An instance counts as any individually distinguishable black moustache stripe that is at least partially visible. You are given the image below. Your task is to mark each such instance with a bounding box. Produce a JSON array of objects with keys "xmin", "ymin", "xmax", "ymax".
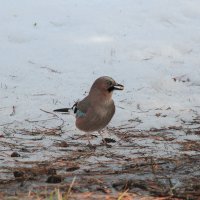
[{"xmin": 108, "ymin": 86, "xmax": 115, "ymax": 92}]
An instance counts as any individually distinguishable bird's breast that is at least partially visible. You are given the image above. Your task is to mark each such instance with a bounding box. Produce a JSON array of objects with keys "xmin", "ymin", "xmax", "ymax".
[{"xmin": 75, "ymin": 101, "xmax": 115, "ymax": 132}]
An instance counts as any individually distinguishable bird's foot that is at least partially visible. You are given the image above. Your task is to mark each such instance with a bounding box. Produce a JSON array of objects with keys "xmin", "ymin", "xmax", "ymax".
[
  {"xmin": 87, "ymin": 143, "xmax": 96, "ymax": 150},
  {"xmin": 101, "ymin": 139, "xmax": 112, "ymax": 148}
]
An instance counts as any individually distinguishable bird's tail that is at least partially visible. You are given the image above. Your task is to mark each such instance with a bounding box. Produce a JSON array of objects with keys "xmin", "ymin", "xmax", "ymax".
[
  {"xmin": 53, "ymin": 108, "xmax": 70, "ymax": 113},
  {"xmin": 53, "ymin": 102, "xmax": 78, "ymax": 113}
]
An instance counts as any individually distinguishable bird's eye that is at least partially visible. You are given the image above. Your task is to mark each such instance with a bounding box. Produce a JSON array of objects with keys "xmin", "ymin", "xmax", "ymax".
[{"xmin": 107, "ymin": 80, "xmax": 113, "ymax": 86}]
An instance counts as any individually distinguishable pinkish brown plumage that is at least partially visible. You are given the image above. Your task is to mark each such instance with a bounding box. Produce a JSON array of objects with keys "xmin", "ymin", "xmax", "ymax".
[{"xmin": 54, "ymin": 76, "xmax": 124, "ymax": 132}]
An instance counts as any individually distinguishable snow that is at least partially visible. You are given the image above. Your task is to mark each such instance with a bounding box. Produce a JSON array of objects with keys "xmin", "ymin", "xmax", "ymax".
[{"xmin": 0, "ymin": 0, "xmax": 200, "ymax": 131}]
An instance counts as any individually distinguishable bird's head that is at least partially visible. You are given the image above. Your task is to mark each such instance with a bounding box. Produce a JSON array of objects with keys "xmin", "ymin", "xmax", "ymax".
[{"xmin": 89, "ymin": 76, "xmax": 124, "ymax": 99}]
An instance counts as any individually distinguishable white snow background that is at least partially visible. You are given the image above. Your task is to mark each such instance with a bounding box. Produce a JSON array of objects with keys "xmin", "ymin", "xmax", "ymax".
[{"xmin": 0, "ymin": 0, "xmax": 200, "ymax": 132}]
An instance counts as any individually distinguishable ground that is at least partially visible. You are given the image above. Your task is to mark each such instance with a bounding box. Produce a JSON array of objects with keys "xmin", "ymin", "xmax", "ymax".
[{"xmin": 0, "ymin": 1, "xmax": 200, "ymax": 199}]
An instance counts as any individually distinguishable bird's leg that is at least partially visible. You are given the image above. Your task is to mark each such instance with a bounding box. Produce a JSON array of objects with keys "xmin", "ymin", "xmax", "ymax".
[
  {"xmin": 98, "ymin": 130, "xmax": 107, "ymax": 145},
  {"xmin": 86, "ymin": 133, "xmax": 92, "ymax": 145},
  {"xmin": 86, "ymin": 133, "xmax": 96, "ymax": 150},
  {"xmin": 98, "ymin": 130, "xmax": 112, "ymax": 148}
]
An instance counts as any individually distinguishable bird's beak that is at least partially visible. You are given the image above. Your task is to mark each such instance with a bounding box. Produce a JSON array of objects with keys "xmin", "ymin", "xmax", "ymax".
[
  {"xmin": 108, "ymin": 83, "xmax": 124, "ymax": 92},
  {"xmin": 113, "ymin": 83, "xmax": 124, "ymax": 90}
]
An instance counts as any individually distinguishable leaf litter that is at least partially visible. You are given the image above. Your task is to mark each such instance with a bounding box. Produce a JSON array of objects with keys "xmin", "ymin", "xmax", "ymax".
[{"xmin": 0, "ymin": 113, "xmax": 199, "ymax": 200}]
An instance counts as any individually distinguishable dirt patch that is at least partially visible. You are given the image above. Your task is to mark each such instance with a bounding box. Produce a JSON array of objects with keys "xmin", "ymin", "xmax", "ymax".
[{"xmin": 0, "ymin": 117, "xmax": 200, "ymax": 199}]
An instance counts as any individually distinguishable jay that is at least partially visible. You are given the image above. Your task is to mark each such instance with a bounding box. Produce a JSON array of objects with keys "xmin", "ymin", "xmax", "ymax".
[{"xmin": 54, "ymin": 76, "xmax": 124, "ymax": 144}]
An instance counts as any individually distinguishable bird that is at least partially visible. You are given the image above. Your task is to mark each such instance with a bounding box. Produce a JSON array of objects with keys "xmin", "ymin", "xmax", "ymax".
[{"xmin": 54, "ymin": 76, "xmax": 124, "ymax": 146}]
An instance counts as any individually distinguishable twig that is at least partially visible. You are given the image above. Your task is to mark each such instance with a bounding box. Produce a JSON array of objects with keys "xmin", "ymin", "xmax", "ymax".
[
  {"xmin": 40, "ymin": 108, "xmax": 58, "ymax": 116},
  {"xmin": 64, "ymin": 176, "xmax": 76, "ymax": 200},
  {"xmin": 10, "ymin": 106, "xmax": 16, "ymax": 116},
  {"xmin": 117, "ymin": 189, "xmax": 129, "ymax": 200}
]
